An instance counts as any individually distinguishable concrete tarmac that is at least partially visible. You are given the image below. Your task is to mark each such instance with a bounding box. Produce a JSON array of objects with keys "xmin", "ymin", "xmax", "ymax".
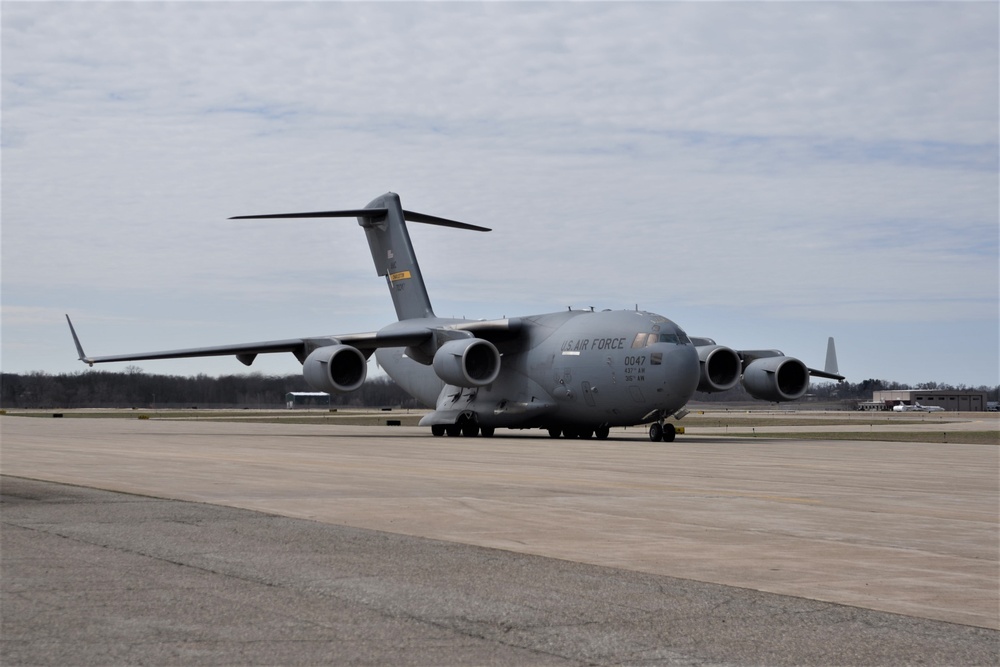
[{"xmin": 1, "ymin": 415, "xmax": 998, "ymax": 665}]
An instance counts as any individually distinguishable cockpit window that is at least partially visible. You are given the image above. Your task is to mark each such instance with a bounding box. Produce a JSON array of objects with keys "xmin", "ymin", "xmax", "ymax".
[
  {"xmin": 631, "ymin": 333, "xmax": 647, "ymax": 349},
  {"xmin": 661, "ymin": 331, "xmax": 691, "ymax": 345},
  {"xmin": 634, "ymin": 329, "xmax": 691, "ymax": 348}
]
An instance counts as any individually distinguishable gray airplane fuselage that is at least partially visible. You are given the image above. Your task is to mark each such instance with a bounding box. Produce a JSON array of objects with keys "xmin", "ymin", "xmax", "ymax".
[{"xmin": 376, "ymin": 309, "xmax": 700, "ymax": 430}]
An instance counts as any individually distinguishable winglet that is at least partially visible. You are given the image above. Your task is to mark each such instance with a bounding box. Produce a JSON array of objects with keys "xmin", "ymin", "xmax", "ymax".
[
  {"xmin": 65, "ymin": 315, "xmax": 93, "ymax": 366},
  {"xmin": 824, "ymin": 337, "xmax": 839, "ymax": 376},
  {"xmin": 806, "ymin": 337, "xmax": 844, "ymax": 381}
]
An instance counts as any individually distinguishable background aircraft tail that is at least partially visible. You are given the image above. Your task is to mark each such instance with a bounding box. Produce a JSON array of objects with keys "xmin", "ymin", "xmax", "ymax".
[{"xmin": 232, "ymin": 192, "xmax": 490, "ymax": 321}]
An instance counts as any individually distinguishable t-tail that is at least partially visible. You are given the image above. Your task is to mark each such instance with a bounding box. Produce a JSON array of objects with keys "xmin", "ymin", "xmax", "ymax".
[
  {"xmin": 231, "ymin": 192, "xmax": 490, "ymax": 321},
  {"xmin": 359, "ymin": 193, "xmax": 433, "ymax": 320}
]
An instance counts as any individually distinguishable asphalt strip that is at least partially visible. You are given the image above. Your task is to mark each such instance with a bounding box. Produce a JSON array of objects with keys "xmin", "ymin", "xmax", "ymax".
[{"xmin": 3, "ymin": 476, "xmax": 997, "ymax": 667}]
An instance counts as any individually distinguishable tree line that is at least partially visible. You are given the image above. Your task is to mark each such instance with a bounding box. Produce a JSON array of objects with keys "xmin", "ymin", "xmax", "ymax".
[
  {"xmin": 0, "ymin": 369, "xmax": 420, "ymax": 409},
  {"xmin": 1, "ymin": 369, "xmax": 995, "ymax": 410}
]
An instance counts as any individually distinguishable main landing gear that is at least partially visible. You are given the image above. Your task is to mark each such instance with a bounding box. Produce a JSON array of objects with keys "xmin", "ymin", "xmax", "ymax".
[{"xmin": 648, "ymin": 421, "xmax": 676, "ymax": 442}]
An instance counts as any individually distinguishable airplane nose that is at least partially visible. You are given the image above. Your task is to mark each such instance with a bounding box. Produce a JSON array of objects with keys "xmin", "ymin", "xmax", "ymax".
[{"xmin": 659, "ymin": 345, "xmax": 700, "ymax": 403}]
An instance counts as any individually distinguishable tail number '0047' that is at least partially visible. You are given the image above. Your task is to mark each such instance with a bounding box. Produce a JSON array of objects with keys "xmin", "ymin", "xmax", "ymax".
[{"xmin": 623, "ymin": 355, "xmax": 646, "ymax": 366}]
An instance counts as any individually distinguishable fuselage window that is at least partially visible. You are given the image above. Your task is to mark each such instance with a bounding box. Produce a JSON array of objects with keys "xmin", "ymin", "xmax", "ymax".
[{"xmin": 631, "ymin": 333, "xmax": 647, "ymax": 349}]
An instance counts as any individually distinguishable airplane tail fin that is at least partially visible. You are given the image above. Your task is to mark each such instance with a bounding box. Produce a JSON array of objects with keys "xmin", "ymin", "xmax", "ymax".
[
  {"xmin": 231, "ymin": 192, "xmax": 489, "ymax": 321},
  {"xmin": 357, "ymin": 193, "xmax": 437, "ymax": 321}
]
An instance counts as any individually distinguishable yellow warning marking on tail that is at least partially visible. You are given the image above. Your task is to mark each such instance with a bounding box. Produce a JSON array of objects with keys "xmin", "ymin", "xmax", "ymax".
[{"xmin": 389, "ymin": 271, "xmax": 412, "ymax": 282}]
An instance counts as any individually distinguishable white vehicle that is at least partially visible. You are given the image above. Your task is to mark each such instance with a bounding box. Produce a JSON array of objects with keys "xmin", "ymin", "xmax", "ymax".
[{"xmin": 892, "ymin": 401, "xmax": 945, "ymax": 413}]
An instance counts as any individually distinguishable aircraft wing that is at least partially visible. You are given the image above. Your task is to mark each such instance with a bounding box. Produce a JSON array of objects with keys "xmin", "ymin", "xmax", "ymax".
[
  {"xmin": 804, "ymin": 367, "xmax": 844, "ymax": 381},
  {"xmin": 66, "ymin": 315, "xmax": 521, "ymax": 368},
  {"xmin": 443, "ymin": 318, "xmax": 524, "ymax": 347},
  {"xmin": 737, "ymin": 337, "xmax": 844, "ymax": 382},
  {"xmin": 66, "ymin": 315, "xmax": 435, "ymax": 368}
]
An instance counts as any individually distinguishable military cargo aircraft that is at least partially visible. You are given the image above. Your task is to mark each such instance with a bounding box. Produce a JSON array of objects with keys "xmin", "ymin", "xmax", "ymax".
[{"xmin": 67, "ymin": 192, "xmax": 843, "ymax": 441}]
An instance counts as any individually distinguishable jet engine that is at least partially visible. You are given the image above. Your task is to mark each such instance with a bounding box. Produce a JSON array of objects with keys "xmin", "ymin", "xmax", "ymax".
[
  {"xmin": 432, "ymin": 338, "xmax": 501, "ymax": 388},
  {"xmin": 741, "ymin": 356, "xmax": 809, "ymax": 402},
  {"xmin": 302, "ymin": 344, "xmax": 367, "ymax": 394},
  {"xmin": 695, "ymin": 345, "xmax": 741, "ymax": 393}
]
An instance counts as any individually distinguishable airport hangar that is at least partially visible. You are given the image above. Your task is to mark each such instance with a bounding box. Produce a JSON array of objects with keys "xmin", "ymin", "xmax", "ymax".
[{"xmin": 861, "ymin": 389, "xmax": 989, "ymax": 411}]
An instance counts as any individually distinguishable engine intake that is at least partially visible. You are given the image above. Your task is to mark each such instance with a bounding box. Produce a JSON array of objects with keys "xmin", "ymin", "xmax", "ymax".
[
  {"xmin": 302, "ymin": 344, "xmax": 367, "ymax": 394},
  {"xmin": 741, "ymin": 356, "xmax": 809, "ymax": 402},
  {"xmin": 695, "ymin": 345, "xmax": 741, "ymax": 393},
  {"xmin": 432, "ymin": 338, "xmax": 501, "ymax": 388}
]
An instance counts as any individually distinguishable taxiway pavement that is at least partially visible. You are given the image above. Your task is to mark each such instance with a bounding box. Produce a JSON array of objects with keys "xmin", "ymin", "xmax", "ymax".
[{"xmin": 2, "ymin": 415, "xmax": 998, "ymax": 665}]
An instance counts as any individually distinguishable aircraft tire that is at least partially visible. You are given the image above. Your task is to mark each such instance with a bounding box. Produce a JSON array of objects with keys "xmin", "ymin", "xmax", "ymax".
[
  {"xmin": 547, "ymin": 428, "xmax": 561, "ymax": 438},
  {"xmin": 446, "ymin": 425, "xmax": 461, "ymax": 437},
  {"xmin": 663, "ymin": 423, "xmax": 676, "ymax": 442},
  {"xmin": 462, "ymin": 424, "xmax": 480, "ymax": 437},
  {"xmin": 649, "ymin": 423, "xmax": 663, "ymax": 442},
  {"xmin": 595, "ymin": 426, "xmax": 610, "ymax": 440},
  {"xmin": 431, "ymin": 425, "xmax": 445, "ymax": 437},
  {"xmin": 581, "ymin": 429, "xmax": 594, "ymax": 440},
  {"xmin": 480, "ymin": 427, "xmax": 495, "ymax": 437}
]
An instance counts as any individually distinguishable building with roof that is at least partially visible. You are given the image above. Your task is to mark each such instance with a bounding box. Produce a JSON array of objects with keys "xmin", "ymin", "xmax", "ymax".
[{"xmin": 868, "ymin": 389, "xmax": 987, "ymax": 412}]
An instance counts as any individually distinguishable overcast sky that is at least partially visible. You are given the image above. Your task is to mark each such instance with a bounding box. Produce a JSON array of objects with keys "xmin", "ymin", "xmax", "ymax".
[{"xmin": 3, "ymin": 1, "xmax": 998, "ymax": 388}]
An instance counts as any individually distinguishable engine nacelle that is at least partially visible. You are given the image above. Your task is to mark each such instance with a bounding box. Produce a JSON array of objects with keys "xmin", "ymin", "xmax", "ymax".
[
  {"xmin": 695, "ymin": 345, "xmax": 741, "ymax": 393},
  {"xmin": 302, "ymin": 344, "xmax": 367, "ymax": 394},
  {"xmin": 741, "ymin": 356, "xmax": 809, "ymax": 402},
  {"xmin": 432, "ymin": 338, "xmax": 501, "ymax": 388}
]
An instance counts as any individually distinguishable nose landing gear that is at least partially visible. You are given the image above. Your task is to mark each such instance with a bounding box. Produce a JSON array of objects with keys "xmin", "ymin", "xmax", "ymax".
[{"xmin": 648, "ymin": 421, "xmax": 676, "ymax": 442}]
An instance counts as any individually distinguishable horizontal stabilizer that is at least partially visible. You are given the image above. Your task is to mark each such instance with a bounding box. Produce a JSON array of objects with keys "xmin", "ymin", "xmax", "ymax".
[
  {"xmin": 402, "ymin": 210, "xmax": 491, "ymax": 232},
  {"xmin": 231, "ymin": 208, "xmax": 490, "ymax": 232},
  {"xmin": 230, "ymin": 209, "xmax": 384, "ymax": 220}
]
